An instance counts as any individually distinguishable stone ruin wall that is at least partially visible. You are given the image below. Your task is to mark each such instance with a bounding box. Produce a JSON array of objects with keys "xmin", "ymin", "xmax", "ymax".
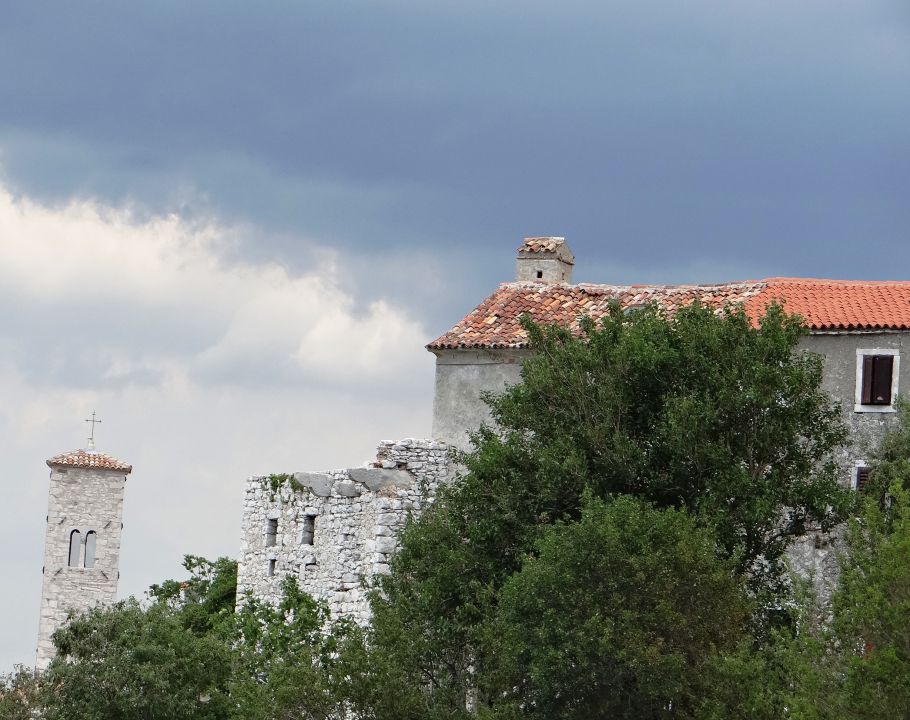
[
  {"xmin": 237, "ymin": 435, "xmax": 852, "ymax": 619},
  {"xmin": 237, "ymin": 438, "xmax": 451, "ymax": 624}
]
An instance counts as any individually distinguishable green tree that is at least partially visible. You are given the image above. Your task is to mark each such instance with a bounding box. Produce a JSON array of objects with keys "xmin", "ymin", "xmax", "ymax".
[
  {"xmin": 830, "ymin": 481, "xmax": 910, "ymax": 717},
  {"xmin": 858, "ymin": 401, "xmax": 910, "ymax": 503},
  {"xmin": 31, "ymin": 556, "xmax": 344, "ymax": 720},
  {"xmin": 0, "ymin": 666, "xmax": 42, "ymax": 720},
  {"xmin": 40, "ymin": 556, "xmax": 240, "ymax": 720},
  {"xmin": 476, "ymin": 303, "xmax": 850, "ymax": 586},
  {"xmin": 350, "ymin": 302, "xmax": 852, "ymax": 717},
  {"xmin": 482, "ymin": 495, "xmax": 750, "ymax": 720},
  {"xmin": 231, "ymin": 576, "xmax": 343, "ymax": 720},
  {"xmin": 705, "ymin": 404, "xmax": 910, "ymax": 720},
  {"xmin": 697, "ymin": 588, "xmax": 842, "ymax": 720},
  {"xmin": 149, "ymin": 554, "xmax": 238, "ymax": 638},
  {"xmin": 42, "ymin": 599, "xmax": 233, "ymax": 720}
]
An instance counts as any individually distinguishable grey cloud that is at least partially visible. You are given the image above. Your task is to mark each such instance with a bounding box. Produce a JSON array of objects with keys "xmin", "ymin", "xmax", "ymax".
[
  {"xmin": 0, "ymin": 1, "xmax": 906, "ymax": 293},
  {"xmin": 1, "ymin": 0, "xmax": 909, "ymax": 672}
]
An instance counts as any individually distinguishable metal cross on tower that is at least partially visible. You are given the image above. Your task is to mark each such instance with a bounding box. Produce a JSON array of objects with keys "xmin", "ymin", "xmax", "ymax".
[{"xmin": 85, "ymin": 411, "xmax": 102, "ymax": 450}]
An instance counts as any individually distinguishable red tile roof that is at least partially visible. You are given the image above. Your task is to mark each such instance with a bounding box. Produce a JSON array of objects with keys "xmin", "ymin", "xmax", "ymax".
[
  {"xmin": 47, "ymin": 450, "xmax": 132, "ymax": 473},
  {"xmin": 745, "ymin": 279, "xmax": 910, "ymax": 332},
  {"xmin": 520, "ymin": 237, "xmax": 568, "ymax": 254},
  {"xmin": 428, "ymin": 278, "xmax": 910, "ymax": 349}
]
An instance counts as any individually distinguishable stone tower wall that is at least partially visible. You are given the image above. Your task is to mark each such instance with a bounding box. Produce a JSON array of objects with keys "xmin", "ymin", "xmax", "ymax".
[
  {"xmin": 237, "ymin": 439, "xmax": 451, "ymax": 624},
  {"xmin": 36, "ymin": 466, "xmax": 128, "ymax": 668}
]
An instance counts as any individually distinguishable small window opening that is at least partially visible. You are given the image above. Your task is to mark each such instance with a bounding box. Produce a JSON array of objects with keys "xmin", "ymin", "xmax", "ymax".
[
  {"xmin": 68, "ymin": 530, "xmax": 81, "ymax": 567},
  {"xmin": 856, "ymin": 467, "xmax": 871, "ymax": 491},
  {"xmin": 301, "ymin": 515, "xmax": 315, "ymax": 545},
  {"xmin": 265, "ymin": 518, "xmax": 278, "ymax": 547},
  {"xmin": 84, "ymin": 531, "xmax": 97, "ymax": 569},
  {"xmin": 861, "ymin": 355, "xmax": 894, "ymax": 405},
  {"xmin": 536, "ymin": 270, "xmax": 543, "ymax": 279},
  {"xmin": 268, "ymin": 559, "xmax": 277, "ymax": 577}
]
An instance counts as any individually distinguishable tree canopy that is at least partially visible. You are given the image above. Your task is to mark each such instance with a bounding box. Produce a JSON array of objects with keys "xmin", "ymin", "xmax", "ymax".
[
  {"xmin": 7, "ymin": 301, "xmax": 881, "ymax": 719},
  {"xmin": 342, "ymin": 301, "xmax": 854, "ymax": 717},
  {"xmin": 20, "ymin": 556, "xmax": 346, "ymax": 720}
]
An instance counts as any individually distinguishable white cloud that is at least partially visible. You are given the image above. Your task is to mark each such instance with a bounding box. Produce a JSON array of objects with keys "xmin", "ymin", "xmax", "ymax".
[
  {"xmin": 0, "ymin": 187, "xmax": 428, "ymax": 384},
  {"xmin": 0, "ymin": 184, "xmax": 436, "ymax": 670}
]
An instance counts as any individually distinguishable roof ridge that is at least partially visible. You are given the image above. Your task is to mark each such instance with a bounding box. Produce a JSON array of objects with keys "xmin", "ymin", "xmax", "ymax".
[
  {"xmin": 428, "ymin": 278, "xmax": 910, "ymax": 350},
  {"xmin": 47, "ymin": 449, "xmax": 132, "ymax": 473},
  {"xmin": 500, "ymin": 280, "xmax": 766, "ymax": 291},
  {"xmin": 764, "ymin": 277, "xmax": 910, "ymax": 286}
]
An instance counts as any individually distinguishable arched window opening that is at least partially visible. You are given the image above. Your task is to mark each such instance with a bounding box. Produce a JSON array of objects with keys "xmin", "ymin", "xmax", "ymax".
[
  {"xmin": 68, "ymin": 530, "xmax": 81, "ymax": 567},
  {"xmin": 84, "ymin": 531, "xmax": 97, "ymax": 569}
]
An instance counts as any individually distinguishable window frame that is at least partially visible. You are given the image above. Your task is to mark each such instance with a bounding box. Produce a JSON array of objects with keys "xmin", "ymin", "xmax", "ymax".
[
  {"xmin": 854, "ymin": 462, "xmax": 871, "ymax": 491},
  {"xmin": 855, "ymin": 349, "xmax": 900, "ymax": 413}
]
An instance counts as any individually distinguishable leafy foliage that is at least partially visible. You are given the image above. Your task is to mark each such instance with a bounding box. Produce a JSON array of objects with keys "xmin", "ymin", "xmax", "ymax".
[
  {"xmin": 43, "ymin": 598, "xmax": 233, "ymax": 720},
  {"xmin": 482, "ymin": 495, "xmax": 750, "ymax": 719},
  {"xmin": 480, "ymin": 303, "xmax": 850, "ymax": 585},
  {"xmin": 231, "ymin": 576, "xmax": 342, "ymax": 720},
  {"xmin": 34, "ymin": 556, "xmax": 345, "ymax": 720},
  {"xmin": 17, "ymin": 302, "xmax": 883, "ymax": 719},
  {"xmin": 345, "ymin": 302, "xmax": 852, "ymax": 717},
  {"xmin": 148, "ymin": 554, "xmax": 238, "ymax": 637},
  {"xmin": 0, "ymin": 666, "xmax": 42, "ymax": 720},
  {"xmin": 704, "ymin": 405, "xmax": 910, "ymax": 719},
  {"xmin": 831, "ymin": 481, "xmax": 910, "ymax": 717}
]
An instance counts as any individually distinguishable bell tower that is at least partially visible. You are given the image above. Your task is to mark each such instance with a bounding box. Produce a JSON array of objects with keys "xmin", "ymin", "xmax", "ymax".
[{"xmin": 36, "ymin": 417, "xmax": 132, "ymax": 669}]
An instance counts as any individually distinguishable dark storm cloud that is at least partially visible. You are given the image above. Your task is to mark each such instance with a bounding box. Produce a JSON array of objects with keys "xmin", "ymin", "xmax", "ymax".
[
  {"xmin": 1, "ymin": 0, "xmax": 908, "ymax": 673},
  {"xmin": 0, "ymin": 0, "xmax": 908, "ymax": 316}
]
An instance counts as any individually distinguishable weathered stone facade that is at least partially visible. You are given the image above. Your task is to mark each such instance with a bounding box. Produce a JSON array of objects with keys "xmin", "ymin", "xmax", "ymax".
[
  {"xmin": 237, "ymin": 439, "xmax": 451, "ymax": 624},
  {"xmin": 37, "ymin": 454, "xmax": 131, "ymax": 669},
  {"xmin": 239, "ymin": 238, "xmax": 910, "ymax": 617},
  {"xmin": 515, "ymin": 236, "xmax": 575, "ymax": 284}
]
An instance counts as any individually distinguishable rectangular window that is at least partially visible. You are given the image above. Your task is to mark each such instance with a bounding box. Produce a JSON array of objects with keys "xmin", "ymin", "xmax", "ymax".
[
  {"xmin": 855, "ymin": 350, "xmax": 899, "ymax": 412},
  {"xmin": 856, "ymin": 466, "xmax": 871, "ymax": 491},
  {"xmin": 301, "ymin": 515, "xmax": 315, "ymax": 545},
  {"xmin": 862, "ymin": 355, "xmax": 894, "ymax": 405},
  {"xmin": 268, "ymin": 559, "xmax": 277, "ymax": 577},
  {"xmin": 265, "ymin": 518, "xmax": 278, "ymax": 547}
]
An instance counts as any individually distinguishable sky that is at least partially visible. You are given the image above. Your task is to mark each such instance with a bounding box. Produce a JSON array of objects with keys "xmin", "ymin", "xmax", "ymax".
[{"xmin": 0, "ymin": 1, "xmax": 907, "ymax": 669}]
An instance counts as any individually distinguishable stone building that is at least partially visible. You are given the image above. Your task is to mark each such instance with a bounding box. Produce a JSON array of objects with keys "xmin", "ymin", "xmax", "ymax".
[
  {"xmin": 237, "ymin": 440, "xmax": 450, "ymax": 623},
  {"xmin": 238, "ymin": 237, "xmax": 910, "ymax": 616},
  {"xmin": 36, "ymin": 446, "xmax": 132, "ymax": 669}
]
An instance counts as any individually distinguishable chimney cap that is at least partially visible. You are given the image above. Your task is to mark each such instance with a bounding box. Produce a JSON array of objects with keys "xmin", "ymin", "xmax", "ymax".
[
  {"xmin": 518, "ymin": 237, "xmax": 572, "ymax": 257},
  {"xmin": 517, "ymin": 237, "xmax": 575, "ymax": 267}
]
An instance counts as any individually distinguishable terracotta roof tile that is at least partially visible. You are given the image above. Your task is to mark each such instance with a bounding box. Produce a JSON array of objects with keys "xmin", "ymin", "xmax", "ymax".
[
  {"xmin": 519, "ymin": 237, "xmax": 568, "ymax": 254},
  {"xmin": 47, "ymin": 449, "xmax": 132, "ymax": 473},
  {"xmin": 746, "ymin": 278, "xmax": 910, "ymax": 331},
  {"xmin": 428, "ymin": 278, "xmax": 910, "ymax": 349}
]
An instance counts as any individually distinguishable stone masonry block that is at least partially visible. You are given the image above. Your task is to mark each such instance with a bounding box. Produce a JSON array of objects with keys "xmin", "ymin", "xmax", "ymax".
[
  {"xmin": 293, "ymin": 472, "xmax": 333, "ymax": 497},
  {"xmin": 335, "ymin": 481, "xmax": 362, "ymax": 497},
  {"xmin": 348, "ymin": 467, "xmax": 413, "ymax": 492}
]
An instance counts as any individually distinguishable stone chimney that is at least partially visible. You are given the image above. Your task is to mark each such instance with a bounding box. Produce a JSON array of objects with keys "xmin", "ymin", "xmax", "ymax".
[{"xmin": 516, "ymin": 237, "xmax": 574, "ymax": 283}]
